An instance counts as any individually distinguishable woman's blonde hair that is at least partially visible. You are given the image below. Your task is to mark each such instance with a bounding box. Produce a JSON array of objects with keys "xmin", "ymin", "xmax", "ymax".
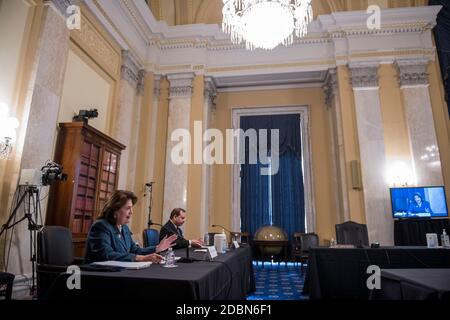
[{"xmin": 98, "ymin": 190, "xmax": 137, "ymax": 223}]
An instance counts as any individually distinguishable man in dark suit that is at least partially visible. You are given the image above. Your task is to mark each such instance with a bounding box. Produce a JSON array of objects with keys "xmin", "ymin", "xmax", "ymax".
[{"xmin": 159, "ymin": 208, "xmax": 203, "ymax": 249}]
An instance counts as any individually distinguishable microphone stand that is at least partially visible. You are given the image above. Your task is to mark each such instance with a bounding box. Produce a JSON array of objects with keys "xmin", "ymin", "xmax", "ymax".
[{"xmin": 145, "ymin": 182, "xmax": 155, "ymax": 228}]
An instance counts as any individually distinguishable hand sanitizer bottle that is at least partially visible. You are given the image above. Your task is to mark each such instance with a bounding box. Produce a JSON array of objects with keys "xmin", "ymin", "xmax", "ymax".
[
  {"xmin": 441, "ymin": 229, "xmax": 450, "ymax": 248},
  {"xmin": 222, "ymin": 229, "xmax": 228, "ymax": 252}
]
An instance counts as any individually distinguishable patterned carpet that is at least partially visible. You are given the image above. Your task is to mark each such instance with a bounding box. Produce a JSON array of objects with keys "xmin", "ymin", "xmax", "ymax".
[{"xmin": 247, "ymin": 262, "xmax": 309, "ymax": 300}]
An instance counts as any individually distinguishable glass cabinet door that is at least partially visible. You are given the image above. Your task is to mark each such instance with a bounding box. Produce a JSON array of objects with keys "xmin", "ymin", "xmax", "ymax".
[
  {"xmin": 98, "ymin": 150, "xmax": 118, "ymax": 214},
  {"xmin": 73, "ymin": 140, "xmax": 100, "ymax": 234}
]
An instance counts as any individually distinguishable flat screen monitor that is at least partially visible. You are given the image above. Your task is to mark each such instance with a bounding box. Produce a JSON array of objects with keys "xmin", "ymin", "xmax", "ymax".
[{"xmin": 390, "ymin": 186, "xmax": 448, "ymax": 219}]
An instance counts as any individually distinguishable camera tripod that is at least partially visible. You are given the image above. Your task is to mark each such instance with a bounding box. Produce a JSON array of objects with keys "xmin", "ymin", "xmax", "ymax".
[{"xmin": 0, "ymin": 185, "xmax": 43, "ymax": 296}]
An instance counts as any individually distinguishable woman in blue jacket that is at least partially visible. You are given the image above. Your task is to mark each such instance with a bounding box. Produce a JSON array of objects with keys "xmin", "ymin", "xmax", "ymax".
[{"xmin": 85, "ymin": 190, "xmax": 177, "ymax": 263}]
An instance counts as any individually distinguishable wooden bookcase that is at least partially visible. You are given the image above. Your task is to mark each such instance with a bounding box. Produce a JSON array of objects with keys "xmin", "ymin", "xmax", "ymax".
[{"xmin": 46, "ymin": 122, "xmax": 125, "ymax": 257}]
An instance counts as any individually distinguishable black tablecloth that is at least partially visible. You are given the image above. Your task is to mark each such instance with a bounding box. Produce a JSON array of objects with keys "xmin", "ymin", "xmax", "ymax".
[
  {"xmin": 43, "ymin": 246, "xmax": 255, "ymax": 300},
  {"xmin": 304, "ymin": 247, "xmax": 450, "ymax": 299},
  {"xmin": 372, "ymin": 268, "xmax": 450, "ymax": 300},
  {"xmin": 394, "ymin": 218, "xmax": 450, "ymax": 246}
]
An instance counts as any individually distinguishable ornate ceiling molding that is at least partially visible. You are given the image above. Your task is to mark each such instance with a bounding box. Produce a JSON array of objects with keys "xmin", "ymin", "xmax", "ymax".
[{"xmin": 85, "ymin": 1, "xmax": 441, "ymax": 77}]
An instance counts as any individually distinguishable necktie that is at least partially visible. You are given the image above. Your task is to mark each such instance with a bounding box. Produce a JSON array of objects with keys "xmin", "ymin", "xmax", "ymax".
[{"xmin": 177, "ymin": 228, "xmax": 183, "ymax": 237}]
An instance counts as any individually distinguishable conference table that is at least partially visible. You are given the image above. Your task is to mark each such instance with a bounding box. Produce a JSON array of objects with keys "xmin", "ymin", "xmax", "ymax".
[
  {"xmin": 304, "ymin": 246, "xmax": 450, "ymax": 299},
  {"xmin": 371, "ymin": 268, "xmax": 450, "ymax": 300},
  {"xmin": 43, "ymin": 245, "xmax": 255, "ymax": 300}
]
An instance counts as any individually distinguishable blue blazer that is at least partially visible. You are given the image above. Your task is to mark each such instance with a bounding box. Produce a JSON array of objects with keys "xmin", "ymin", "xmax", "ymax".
[{"xmin": 84, "ymin": 219, "xmax": 156, "ymax": 263}]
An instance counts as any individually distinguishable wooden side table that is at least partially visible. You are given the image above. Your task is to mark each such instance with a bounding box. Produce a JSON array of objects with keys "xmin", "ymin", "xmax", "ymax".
[{"xmin": 253, "ymin": 240, "xmax": 289, "ymax": 268}]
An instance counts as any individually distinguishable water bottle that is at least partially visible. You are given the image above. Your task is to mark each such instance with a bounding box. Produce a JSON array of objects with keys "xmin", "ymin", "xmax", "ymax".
[
  {"xmin": 214, "ymin": 231, "xmax": 227, "ymax": 254},
  {"xmin": 222, "ymin": 229, "xmax": 229, "ymax": 252},
  {"xmin": 204, "ymin": 233, "xmax": 209, "ymax": 246},
  {"xmin": 164, "ymin": 247, "xmax": 175, "ymax": 268},
  {"xmin": 330, "ymin": 238, "xmax": 336, "ymax": 247},
  {"xmin": 441, "ymin": 229, "xmax": 450, "ymax": 248}
]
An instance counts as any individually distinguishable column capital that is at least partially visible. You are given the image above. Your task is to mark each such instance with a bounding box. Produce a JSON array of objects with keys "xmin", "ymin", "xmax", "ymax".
[
  {"xmin": 204, "ymin": 76, "xmax": 217, "ymax": 105},
  {"xmin": 167, "ymin": 73, "xmax": 195, "ymax": 99},
  {"xmin": 349, "ymin": 62, "xmax": 379, "ymax": 90},
  {"xmin": 45, "ymin": 0, "xmax": 78, "ymax": 16},
  {"xmin": 137, "ymin": 70, "xmax": 147, "ymax": 95},
  {"xmin": 121, "ymin": 50, "xmax": 141, "ymax": 89},
  {"xmin": 395, "ymin": 59, "xmax": 429, "ymax": 88},
  {"xmin": 323, "ymin": 68, "xmax": 338, "ymax": 109},
  {"xmin": 153, "ymin": 74, "xmax": 162, "ymax": 98}
]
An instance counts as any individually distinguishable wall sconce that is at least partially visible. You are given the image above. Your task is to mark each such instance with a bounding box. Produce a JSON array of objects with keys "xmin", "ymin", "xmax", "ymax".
[{"xmin": 0, "ymin": 102, "xmax": 19, "ymax": 160}]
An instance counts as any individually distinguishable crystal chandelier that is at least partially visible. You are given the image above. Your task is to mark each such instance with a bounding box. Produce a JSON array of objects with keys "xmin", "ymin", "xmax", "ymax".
[{"xmin": 222, "ymin": 0, "xmax": 313, "ymax": 50}]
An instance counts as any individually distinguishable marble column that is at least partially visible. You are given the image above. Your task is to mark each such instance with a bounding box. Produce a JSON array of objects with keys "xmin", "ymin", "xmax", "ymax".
[
  {"xmin": 115, "ymin": 50, "xmax": 144, "ymax": 190},
  {"xmin": 7, "ymin": 1, "xmax": 70, "ymax": 278},
  {"xmin": 200, "ymin": 77, "xmax": 217, "ymax": 235},
  {"xmin": 138, "ymin": 75, "xmax": 160, "ymax": 230},
  {"xmin": 349, "ymin": 63, "xmax": 393, "ymax": 245},
  {"xmin": 147, "ymin": 75, "xmax": 161, "ymax": 183},
  {"xmin": 395, "ymin": 59, "xmax": 444, "ymax": 186},
  {"xmin": 162, "ymin": 73, "xmax": 194, "ymax": 222},
  {"xmin": 323, "ymin": 68, "xmax": 350, "ymax": 223}
]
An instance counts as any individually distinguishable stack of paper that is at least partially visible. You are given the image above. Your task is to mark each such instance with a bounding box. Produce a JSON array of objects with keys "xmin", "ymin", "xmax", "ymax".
[{"xmin": 92, "ymin": 261, "xmax": 152, "ymax": 269}]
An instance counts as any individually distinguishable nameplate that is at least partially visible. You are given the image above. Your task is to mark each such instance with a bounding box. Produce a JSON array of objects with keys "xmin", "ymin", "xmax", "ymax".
[
  {"xmin": 233, "ymin": 240, "xmax": 240, "ymax": 249},
  {"xmin": 426, "ymin": 233, "xmax": 438, "ymax": 248},
  {"xmin": 330, "ymin": 244, "xmax": 355, "ymax": 249},
  {"xmin": 206, "ymin": 246, "xmax": 218, "ymax": 259}
]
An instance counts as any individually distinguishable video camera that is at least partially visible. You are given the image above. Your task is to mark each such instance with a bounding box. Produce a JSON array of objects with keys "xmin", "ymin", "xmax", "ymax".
[
  {"xmin": 19, "ymin": 161, "xmax": 67, "ymax": 187},
  {"xmin": 41, "ymin": 161, "xmax": 68, "ymax": 186},
  {"xmin": 73, "ymin": 108, "xmax": 99, "ymax": 124}
]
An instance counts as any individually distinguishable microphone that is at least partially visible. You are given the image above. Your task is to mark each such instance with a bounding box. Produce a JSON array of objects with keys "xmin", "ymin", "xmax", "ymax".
[{"xmin": 145, "ymin": 182, "xmax": 155, "ymax": 187}]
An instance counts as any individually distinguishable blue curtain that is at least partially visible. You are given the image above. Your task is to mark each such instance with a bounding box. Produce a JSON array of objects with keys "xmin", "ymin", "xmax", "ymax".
[
  {"xmin": 271, "ymin": 149, "xmax": 305, "ymax": 240},
  {"xmin": 240, "ymin": 114, "xmax": 305, "ymax": 242},
  {"xmin": 430, "ymin": 0, "xmax": 450, "ymax": 116},
  {"xmin": 240, "ymin": 162, "xmax": 271, "ymax": 241}
]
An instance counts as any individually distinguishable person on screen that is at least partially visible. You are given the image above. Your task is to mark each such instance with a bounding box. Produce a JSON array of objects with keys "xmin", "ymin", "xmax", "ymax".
[
  {"xmin": 407, "ymin": 193, "xmax": 433, "ymax": 217},
  {"xmin": 159, "ymin": 208, "xmax": 203, "ymax": 249},
  {"xmin": 84, "ymin": 190, "xmax": 177, "ymax": 263}
]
